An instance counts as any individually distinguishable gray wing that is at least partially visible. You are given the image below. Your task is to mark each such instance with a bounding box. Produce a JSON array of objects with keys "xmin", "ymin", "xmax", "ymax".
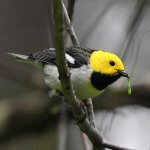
[
  {"xmin": 29, "ymin": 46, "xmax": 94, "ymax": 68},
  {"xmin": 28, "ymin": 48, "xmax": 56, "ymax": 64}
]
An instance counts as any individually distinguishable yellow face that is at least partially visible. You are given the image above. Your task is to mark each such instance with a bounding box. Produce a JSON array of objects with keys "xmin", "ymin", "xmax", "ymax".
[{"xmin": 89, "ymin": 50, "xmax": 125, "ymax": 75}]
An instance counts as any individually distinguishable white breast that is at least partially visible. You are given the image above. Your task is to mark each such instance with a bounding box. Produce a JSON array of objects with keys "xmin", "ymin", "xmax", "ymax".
[{"xmin": 43, "ymin": 64, "xmax": 100, "ymax": 99}]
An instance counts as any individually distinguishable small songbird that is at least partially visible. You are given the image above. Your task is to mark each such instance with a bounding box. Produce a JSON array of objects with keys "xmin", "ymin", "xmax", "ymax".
[{"xmin": 8, "ymin": 46, "xmax": 129, "ymax": 100}]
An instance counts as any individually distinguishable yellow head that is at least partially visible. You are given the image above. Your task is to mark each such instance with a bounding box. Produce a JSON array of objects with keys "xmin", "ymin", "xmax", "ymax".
[{"xmin": 89, "ymin": 50, "xmax": 125, "ymax": 75}]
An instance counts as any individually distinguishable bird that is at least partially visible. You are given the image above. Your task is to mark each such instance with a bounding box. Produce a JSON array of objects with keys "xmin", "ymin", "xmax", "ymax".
[{"xmin": 8, "ymin": 46, "xmax": 129, "ymax": 100}]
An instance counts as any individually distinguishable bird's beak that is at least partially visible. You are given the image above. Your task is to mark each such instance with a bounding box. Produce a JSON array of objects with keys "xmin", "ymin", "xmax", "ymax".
[{"xmin": 118, "ymin": 70, "xmax": 129, "ymax": 78}]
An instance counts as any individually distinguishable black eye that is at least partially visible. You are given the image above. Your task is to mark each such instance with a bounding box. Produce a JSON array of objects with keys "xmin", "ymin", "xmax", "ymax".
[{"xmin": 109, "ymin": 60, "xmax": 115, "ymax": 66}]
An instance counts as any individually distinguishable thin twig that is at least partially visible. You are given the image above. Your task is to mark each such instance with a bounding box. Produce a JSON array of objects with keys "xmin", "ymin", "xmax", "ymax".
[
  {"xmin": 67, "ymin": 0, "xmax": 76, "ymax": 21},
  {"xmin": 64, "ymin": 0, "xmax": 77, "ymax": 46},
  {"xmin": 53, "ymin": 1, "xmax": 135, "ymax": 150},
  {"xmin": 61, "ymin": 0, "xmax": 80, "ymax": 46},
  {"xmin": 102, "ymin": 142, "xmax": 134, "ymax": 150}
]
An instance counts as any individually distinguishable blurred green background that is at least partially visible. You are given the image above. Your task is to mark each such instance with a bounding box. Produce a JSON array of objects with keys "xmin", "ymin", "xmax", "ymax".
[{"xmin": 0, "ymin": 0, "xmax": 150, "ymax": 149}]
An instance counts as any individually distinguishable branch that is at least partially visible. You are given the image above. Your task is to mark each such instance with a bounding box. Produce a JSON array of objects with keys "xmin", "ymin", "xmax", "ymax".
[
  {"xmin": 102, "ymin": 142, "xmax": 133, "ymax": 150},
  {"xmin": 67, "ymin": 0, "xmax": 76, "ymax": 21},
  {"xmin": 61, "ymin": 1, "xmax": 80, "ymax": 46},
  {"xmin": 84, "ymin": 98, "xmax": 95, "ymax": 127},
  {"xmin": 53, "ymin": 0, "xmax": 135, "ymax": 150},
  {"xmin": 63, "ymin": 0, "xmax": 77, "ymax": 46}
]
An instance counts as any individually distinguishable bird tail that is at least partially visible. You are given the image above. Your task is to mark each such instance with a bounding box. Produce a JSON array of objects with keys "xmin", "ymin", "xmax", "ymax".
[
  {"xmin": 7, "ymin": 53, "xmax": 29, "ymax": 60},
  {"xmin": 7, "ymin": 53, "xmax": 42, "ymax": 70}
]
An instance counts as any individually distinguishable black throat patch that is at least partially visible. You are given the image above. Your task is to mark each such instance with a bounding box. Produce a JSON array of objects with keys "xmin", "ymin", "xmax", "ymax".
[{"xmin": 91, "ymin": 71, "xmax": 121, "ymax": 91}]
